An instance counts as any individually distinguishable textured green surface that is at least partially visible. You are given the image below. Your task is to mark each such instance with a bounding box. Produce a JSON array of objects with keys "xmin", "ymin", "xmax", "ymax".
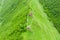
[
  {"xmin": 39, "ymin": 0, "xmax": 60, "ymax": 33},
  {"xmin": 0, "ymin": 0, "xmax": 60, "ymax": 40},
  {"xmin": 0, "ymin": 0, "xmax": 30, "ymax": 40}
]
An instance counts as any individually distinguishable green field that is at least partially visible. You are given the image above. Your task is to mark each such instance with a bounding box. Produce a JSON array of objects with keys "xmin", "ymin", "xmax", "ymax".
[{"xmin": 0, "ymin": 0, "xmax": 60, "ymax": 40}]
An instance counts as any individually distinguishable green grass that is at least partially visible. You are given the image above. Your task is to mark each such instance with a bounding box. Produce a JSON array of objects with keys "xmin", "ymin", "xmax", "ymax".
[
  {"xmin": 0, "ymin": 0, "xmax": 60, "ymax": 40},
  {"xmin": 39, "ymin": 0, "xmax": 60, "ymax": 33}
]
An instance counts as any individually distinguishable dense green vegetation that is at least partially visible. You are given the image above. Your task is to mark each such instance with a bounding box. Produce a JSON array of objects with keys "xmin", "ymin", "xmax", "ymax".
[
  {"xmin": 0, "ymin": 0, "xmax": 60, "ymax": 40},
  {"xmin": 39, "ymin": 0, "xmax": 60, "ymax": 33}
]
